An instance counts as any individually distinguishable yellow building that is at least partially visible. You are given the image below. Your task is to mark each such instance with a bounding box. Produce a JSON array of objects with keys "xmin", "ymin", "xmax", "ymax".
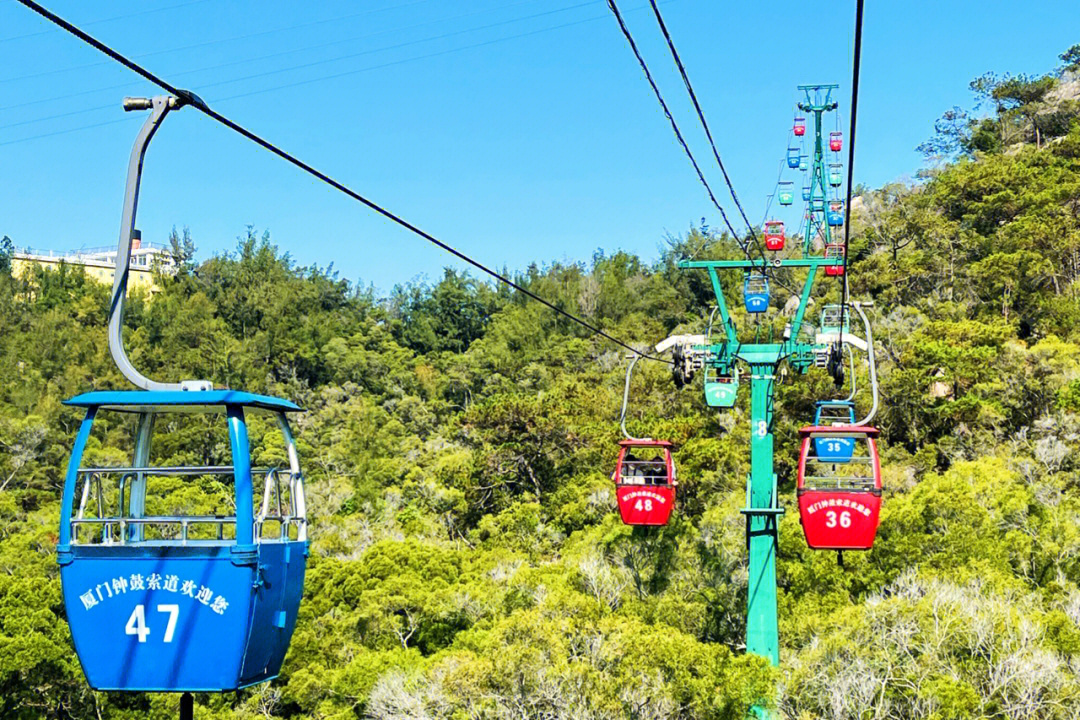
[{"xmin": 12, "ymin": 240, "xmax": 176, "ymax": 293}]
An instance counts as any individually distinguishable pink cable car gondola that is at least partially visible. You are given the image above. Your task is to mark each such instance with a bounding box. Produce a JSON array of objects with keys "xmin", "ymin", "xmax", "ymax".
[
  {"xmin": 796, "ymin": 426, "xmax": 882, "ymax": 550},
  {"xmin": 793, "ymin": 116, "xmax": 806, "ymax": 136},
  {"xmin": 613, "ymin": 439, "xmax": 677, "ymax": 526},
  {"xmin": 829, "ymin": 131, "xmax": 843, "ymax": 152}
]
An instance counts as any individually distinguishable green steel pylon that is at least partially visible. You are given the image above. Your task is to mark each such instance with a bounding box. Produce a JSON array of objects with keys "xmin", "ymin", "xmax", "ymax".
[
  {"xmin": 678, "ymin": 259, "xmax": 828, "ymax": 719},
  {"xmin": 676, "ymin": 88, "xmax": 847, "ymax": 714},
  {"xmin": 797, "ymin": 84, "xmax": 840, "ymax": 256}
]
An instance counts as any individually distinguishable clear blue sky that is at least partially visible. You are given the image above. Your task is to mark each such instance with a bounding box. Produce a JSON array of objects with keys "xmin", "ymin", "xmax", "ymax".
[{"xmin": 1, "ymin": 0, "xmax": 1076, "ymax": 293}]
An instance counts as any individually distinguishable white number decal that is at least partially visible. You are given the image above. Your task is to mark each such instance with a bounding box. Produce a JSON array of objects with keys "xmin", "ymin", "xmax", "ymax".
[
  {"xmin": 756, "ymin": 420, "xmax": 768, "ymax": 438},
  {"xmin": 827, "ymin": 441, "xmax": 841, "ymax": 452},
  {"xmin": 125, "ymin": 604, "xmax": 180, "ymax": 643},
  {"xmin": 125, "ymin": 604, "xmax": 150, "ymax": 642},
  {"xmin": 158, "ymin": 604, "xmax": 179, "ymax": 643},
  {"xmin": 825, "ymin": 511, "xmax": 852, "ymax": 529},
  {"xmin": 634, "ymin": 499, "xmax": 654, "ymax": 512}
]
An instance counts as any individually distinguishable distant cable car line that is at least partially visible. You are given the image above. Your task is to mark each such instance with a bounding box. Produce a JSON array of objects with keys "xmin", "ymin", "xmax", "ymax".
[
  {"xmin": 0, "ymin": 117, "xmax": 132, "ymax": 148},
  {"xmin": 2, "ymin": 2, "xmax": 653, "ymax": 145},
  {"xmin": 1, "ymin": 0, "xmax": 586, "ymax": 117},
  {"xmin": 0, "ymin": 0, "xmax": 439, "ymax": 83},
  {"xmin": 3, "ymin": 0, "xmax": 638, "ymax": 131},
  {"xmin": 0, "ymin": 0, "xmax": 214, "ymax": 43},
  {"xmin": 209, "ymin": 6, "xmax": 649, "ymax": 105},
  {"xmin": 11, "ymin": 0, "xmax": 670, "ymax": 366}
]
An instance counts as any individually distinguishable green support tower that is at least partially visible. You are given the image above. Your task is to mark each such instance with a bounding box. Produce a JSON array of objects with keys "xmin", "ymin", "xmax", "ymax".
[
  {"xmin": 798, "ymin": 84, "xmax": 840, "ymax": 255},
  {"xmin": 673, "ymin": 85, "xmax": 846, "ymax": 718}
]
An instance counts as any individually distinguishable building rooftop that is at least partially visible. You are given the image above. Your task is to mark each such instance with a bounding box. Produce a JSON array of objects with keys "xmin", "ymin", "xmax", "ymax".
[{"xmin": 14, "ymin": 241, "xmax": 176, "ymax": 272}]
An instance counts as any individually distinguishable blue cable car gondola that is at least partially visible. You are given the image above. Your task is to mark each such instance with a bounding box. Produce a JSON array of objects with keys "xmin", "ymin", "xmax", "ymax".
[
  {"xmin": 799, "ymin": 155, "xmax": 809, "ymax": 171},
  {"xmin": 801, "ymin": 184, "xmax": 811, "ymax": 201},
  {"xmin": 743, "ymin": 273, "xmax": 770, "ymax": 313},
  {"xmin": 787, "ymin": 147, "xmax": 801, "ymax": 169},
  {"xmin": 827, "ymin": 200, "xmax": 844, "ymax": 227},
  {"xmin": 57, "ymin": 95, "xmax": 309, "ymax": 698},
  {"xmin": 811, "ymin": 400, "xmax": 857, "ymax": 461},
  {"xmin": 58, "ymin": 391, "xmax": 308, "ymax": 691}
]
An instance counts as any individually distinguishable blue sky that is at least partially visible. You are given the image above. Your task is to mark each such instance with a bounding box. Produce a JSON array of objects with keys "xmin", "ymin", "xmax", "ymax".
[{"xmin": 1, "ymin": 0, "xmax": 1076, "ymax": 293}]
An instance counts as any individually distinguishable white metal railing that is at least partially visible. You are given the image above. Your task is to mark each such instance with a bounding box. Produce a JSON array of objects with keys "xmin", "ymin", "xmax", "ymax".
[
  {"xmin": 72, "ymin": 466, "xmax": 306, "ymax": 545},
  {"xmin": 618, "ymin": 459, "xmax": 672, "ymax": 486},
  {"xmin": 256, "ymin": 468, "xmax": 306, "ymax": 541},
  {"xmin": 802, "ymin": 454, "xmax": 876, "ymax": 491},
  {"xmin": 817, "ymin": 406, "xmax": 854, "ymax": 425}
]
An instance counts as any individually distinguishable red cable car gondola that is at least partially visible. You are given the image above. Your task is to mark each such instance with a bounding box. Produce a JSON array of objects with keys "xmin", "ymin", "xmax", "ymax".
[
  {"xmin": 613, "ymin": 439, "xmax": 677, "ymax": 526},
  {"xmin": 796, "ymin": 426, "xmax": 881, "ymax": 550},
  {"xmin": 763, "ymin": 220, "xmax": 785, "ymax": 251},
  {"xmin": 793, "ymin": 116, "xmax": 806, "ymax": 136},
  {"xmin": 829, "ymin": 131, "xmax": 843, "ymax": 152},
  {"xmin": 824, "ymin": 243, "xmax": 845, "ymax": 276}
]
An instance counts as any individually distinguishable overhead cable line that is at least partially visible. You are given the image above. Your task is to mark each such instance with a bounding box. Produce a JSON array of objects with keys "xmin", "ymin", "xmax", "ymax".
[
  {"xmin": 209, "ymin": 8, "xmax": 623, "ymax": 105},
  {"xmin": 605, "ymin": 0, "xmax": 797, "ymax": 295},
  {"xmin": 839, "ymin": 0, "xmax": 864, "ymax": 348},
  {"xmin": 760, "ymin": 157, "xmax": 786, "ymax": 226},
  {"xmin": 603, "ymin": 1, "xmax": 742, "ymax": 248},
  {"xmin": 11, "ymin": 0, "xmax": 670, "ymax": 365},
  {"xmin": 0, "ymin": 116, "xmax": 130, "ymax": 147},
  {"xmin": 645, "ymin": 0, "xmax": 761, "ymax": 248},
  {"xmin": 2, "ymin": 6, "xmax": 629, "ymax": 147}
]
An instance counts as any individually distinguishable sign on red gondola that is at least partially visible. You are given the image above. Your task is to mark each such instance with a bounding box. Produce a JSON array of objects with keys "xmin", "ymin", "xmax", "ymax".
[
  {"xmin": 616, "ymin": 485, "xmax": 675, "ymax": 525},
  {"xmin": 796, "ymin": 426, "xmax": 882, "ymax": 550}
]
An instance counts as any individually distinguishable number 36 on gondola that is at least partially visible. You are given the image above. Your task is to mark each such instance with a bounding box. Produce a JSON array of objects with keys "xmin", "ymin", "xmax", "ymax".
[{"xmin": 796, "ymin": 425, "xmax": 882, "ymax": 550}]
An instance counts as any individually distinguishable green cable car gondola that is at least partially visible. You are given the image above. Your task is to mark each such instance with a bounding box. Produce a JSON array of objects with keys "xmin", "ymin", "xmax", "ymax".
[
  {"xmin": 703, "ymin": 308, "xmax": 738, "ymax": 408},
  {"xmin": 705, "ymin": 366, "xmax": 739, "ymax": 408},
  {"xmin": 778, "ymin": 181, "xmax": 794, "ymax": 206},
  {"xmin": 818, "ymin": 304, "xmax": 850, "ymax": 336},
  {"xmin": 828, "ymin": 164, "xmax": 843, "ymax": 187}
]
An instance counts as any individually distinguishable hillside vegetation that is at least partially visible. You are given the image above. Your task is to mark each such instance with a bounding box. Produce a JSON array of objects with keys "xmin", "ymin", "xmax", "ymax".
[{"xmin": 3, "ymin": 47, "xmax": 1080, "ymax": 720}]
